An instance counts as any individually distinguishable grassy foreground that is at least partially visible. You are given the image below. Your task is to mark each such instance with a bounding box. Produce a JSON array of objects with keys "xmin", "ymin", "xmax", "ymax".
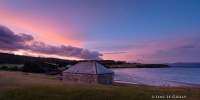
[{"xmin": 0, "ymin": 71, "xmax": 199, "ymax": 100}]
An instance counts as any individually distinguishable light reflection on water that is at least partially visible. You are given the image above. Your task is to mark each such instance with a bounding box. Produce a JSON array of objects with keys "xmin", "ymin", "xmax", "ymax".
[{"xmin": 112, "ymin": 68, "xmax": 200, "ymax": 86}]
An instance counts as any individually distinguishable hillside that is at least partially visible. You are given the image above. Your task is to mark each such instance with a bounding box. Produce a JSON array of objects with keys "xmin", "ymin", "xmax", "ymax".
[{"xmin": 0, "ymin": 53, "xmax": 169, "ymax": 74}]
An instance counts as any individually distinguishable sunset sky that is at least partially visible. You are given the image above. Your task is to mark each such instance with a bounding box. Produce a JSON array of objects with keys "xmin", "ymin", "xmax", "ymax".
[{"xmin": 0, "ymin": 0, "xmax": 200, "ymax": 63}]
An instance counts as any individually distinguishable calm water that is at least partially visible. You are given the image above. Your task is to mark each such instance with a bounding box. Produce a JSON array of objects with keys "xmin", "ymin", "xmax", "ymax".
[{"xmin": 112, "ymin": 68, "xmax": 200, "ymax": 87}]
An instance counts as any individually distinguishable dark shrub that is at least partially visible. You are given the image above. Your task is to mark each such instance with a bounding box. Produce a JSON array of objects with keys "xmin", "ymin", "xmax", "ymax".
[
  {"xmin": 8, "ymin": 66, "xmax": 19, "ymax": 71},
  {"xmin": 0, "ymin": 66, "xmax": 8, "ymax": 70},
  {"xmin": 22, "ymin": 61, "xmax": 59, "ymax": 74}
]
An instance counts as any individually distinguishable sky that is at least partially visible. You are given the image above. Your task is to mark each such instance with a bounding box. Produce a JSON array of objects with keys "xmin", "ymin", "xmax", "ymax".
[{"xmin": 0, "ymin": 0, "xmax": 200, "ymax": 63}]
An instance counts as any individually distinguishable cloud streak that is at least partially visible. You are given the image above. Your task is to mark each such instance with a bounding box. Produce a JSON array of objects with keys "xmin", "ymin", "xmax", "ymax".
[
  {"xmin": 0, "ymin": 25, "xmax": 102, "ymax": 60},
  {"xmin": 102, "ymin": 37, "xmax": 200, "ymax": 63}
]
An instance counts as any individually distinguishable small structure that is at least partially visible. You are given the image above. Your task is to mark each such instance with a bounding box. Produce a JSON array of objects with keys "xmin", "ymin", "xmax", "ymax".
[{"xmin": 62, "ymin": 61, "xmax": 114, "ymax": 84}]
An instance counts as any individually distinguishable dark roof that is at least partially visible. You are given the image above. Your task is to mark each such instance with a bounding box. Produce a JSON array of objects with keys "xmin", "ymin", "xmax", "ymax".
[{"xmin": 63, "ymin": 61, "xmax": 113, "ymax": 74}]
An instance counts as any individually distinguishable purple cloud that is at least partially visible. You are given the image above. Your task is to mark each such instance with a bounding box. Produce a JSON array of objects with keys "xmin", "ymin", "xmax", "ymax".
[
  {"xmin": 0, "ymin": 25, "xmax": 33, "ymax": 50},
  {"xmin": 28, "ymin": 42, "xmax": 102, "ymax": 60},
  {"xmin": 0, "ymin": 25, "xmax": 102, "ymax": 60}
]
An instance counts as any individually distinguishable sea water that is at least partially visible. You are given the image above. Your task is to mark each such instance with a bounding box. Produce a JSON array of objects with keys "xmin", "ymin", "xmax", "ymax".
[{"xmin": 112, "ymin": 68, "xmax": 200, "ymax": 87}]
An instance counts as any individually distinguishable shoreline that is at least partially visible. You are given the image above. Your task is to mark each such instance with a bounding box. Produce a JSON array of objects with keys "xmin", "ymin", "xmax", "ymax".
[
  {"xmin": 114, "ymin": 80, "xmax": 200, "ymax": 88},
  {"xmin": 107, "ymin": 64, "xmax": 169, "ymax": 68},
  {"xmin": 112, "ymin": 67, "xmax": 200, "ymax": 88}
]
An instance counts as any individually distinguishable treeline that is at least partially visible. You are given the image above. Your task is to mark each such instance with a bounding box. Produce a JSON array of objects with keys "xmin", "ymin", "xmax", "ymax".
[
  {"xmin": 0, "ymin": 53, "xmax": 129, "ymax": 67},
  {"xmin": 0, "ymin": 53, "xmax": 77, "ymax": 66},
  {"xmin": 0, "ymin": 53, "xmax": 128, "ymax": 74}
]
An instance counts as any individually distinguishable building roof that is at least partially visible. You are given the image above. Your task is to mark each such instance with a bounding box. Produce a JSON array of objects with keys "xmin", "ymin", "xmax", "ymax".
[{"xmin": 63, "ymin": 61, "xmax": 114, "ymax": 74}]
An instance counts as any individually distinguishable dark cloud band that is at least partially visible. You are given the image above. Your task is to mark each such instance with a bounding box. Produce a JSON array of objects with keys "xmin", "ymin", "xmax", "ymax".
[{"xmin": 0, "ymin": 25, "xmax": 102, "ymax": 60}]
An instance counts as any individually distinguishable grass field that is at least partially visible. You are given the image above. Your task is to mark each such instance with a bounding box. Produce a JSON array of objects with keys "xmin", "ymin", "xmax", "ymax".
[{"xmin": 0, "ymin": 71, "xmax": 199, "ymax": 100}]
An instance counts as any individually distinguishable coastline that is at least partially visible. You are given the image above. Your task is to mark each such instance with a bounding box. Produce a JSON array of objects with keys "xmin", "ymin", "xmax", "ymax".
[
  {"xmin": 107, "ymin": 63, "xmax": 169, "ymax": 68},
  {"xmin": 112, "ymin": 67, "xmax": 200, "ymax": 88},
  {"xmin": 114, "ymin": 80, "xmax": 200, "ymax": 88}
]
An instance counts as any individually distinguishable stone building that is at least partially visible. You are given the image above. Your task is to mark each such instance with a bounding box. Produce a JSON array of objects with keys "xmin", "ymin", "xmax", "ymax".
[{"xmin": 62, "ymin": 61, "xmax": 114, "ymax": 84}]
